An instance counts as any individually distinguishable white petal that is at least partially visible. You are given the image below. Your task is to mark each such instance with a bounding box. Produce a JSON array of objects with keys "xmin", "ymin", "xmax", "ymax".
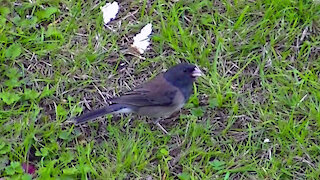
[
  {"xmin": 100, "ymin": 2, "xmax": 119, "ymax": 24},
  {"xmin": 132, "ymin": 23, "xmax": 152, "ymax": 54}
]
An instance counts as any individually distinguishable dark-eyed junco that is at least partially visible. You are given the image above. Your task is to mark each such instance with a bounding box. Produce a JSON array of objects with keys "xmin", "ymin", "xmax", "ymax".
[{"xmin": 74, "ymin": 63, "xmax": 202, "ymax": 134}]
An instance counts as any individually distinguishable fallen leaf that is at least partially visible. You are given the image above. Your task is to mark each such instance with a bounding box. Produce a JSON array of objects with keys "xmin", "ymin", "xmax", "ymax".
[{"xmin": 22, "ymin": 163, "xmax": 36, "ymax": 175}]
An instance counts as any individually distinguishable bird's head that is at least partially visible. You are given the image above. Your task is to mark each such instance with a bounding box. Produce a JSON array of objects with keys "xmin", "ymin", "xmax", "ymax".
[{"xmin": 164, "ymin": 63, "xmax": 203, "ymax": 88}]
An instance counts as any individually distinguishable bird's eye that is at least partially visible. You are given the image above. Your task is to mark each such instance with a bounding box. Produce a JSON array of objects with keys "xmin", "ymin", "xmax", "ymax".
[{"xmin": 183, "ymin": 69, "xmax": 187, "ymax": 72}]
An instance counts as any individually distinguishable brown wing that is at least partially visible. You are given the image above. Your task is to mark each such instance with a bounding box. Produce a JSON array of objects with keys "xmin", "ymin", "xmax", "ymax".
[{"xmin": 110, "ymin": 74, "xmax": 179, "ymax": 107}]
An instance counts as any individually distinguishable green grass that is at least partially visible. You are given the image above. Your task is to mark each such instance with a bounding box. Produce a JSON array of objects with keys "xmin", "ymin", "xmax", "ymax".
[{"xmin": 1, "ymin": 0, "xmax": 320, "ymax": 179}]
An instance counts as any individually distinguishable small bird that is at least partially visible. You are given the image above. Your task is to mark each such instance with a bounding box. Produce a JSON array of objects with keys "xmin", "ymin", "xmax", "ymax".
[{"xmin": 74, "ymin": 63, "xmax": 203, "ymax": 134}]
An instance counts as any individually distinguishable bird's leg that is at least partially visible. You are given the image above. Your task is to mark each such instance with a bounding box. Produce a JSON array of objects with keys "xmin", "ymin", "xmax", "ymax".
[
  {"xmin": 124, "ymin": 116, "xmax": 132, "ymax": 128},
  {"xmin": 154, "ymin": 118, "xmax": 168, "ymax": 134}
]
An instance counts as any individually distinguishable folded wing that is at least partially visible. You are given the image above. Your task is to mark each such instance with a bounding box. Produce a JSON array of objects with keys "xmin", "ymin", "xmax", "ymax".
[{"xmin": 110, "ymin": 74, "xmax": 180, "ymax": 107}]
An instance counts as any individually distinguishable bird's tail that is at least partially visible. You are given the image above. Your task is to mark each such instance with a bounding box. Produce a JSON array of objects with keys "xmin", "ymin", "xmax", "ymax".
[{"xmin": 74, "ymin": 104, "xmax": 131, "ymax": 124}]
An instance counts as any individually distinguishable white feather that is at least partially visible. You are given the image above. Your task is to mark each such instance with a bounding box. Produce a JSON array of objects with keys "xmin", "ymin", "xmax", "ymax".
[{"xmin": 113, "ymin": 108, "xmax": 133, "ymax": 114}]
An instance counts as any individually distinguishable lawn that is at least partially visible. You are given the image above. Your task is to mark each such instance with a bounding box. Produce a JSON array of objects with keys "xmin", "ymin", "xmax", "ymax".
[{"xmin": 0, "ymin": 0, "xmax": 320, "ymax": 179}]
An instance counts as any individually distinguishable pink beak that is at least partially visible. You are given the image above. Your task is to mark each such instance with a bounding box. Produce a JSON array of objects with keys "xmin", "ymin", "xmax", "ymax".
[{"xmin": 192, "ymin": 66, "xmax": 203, "ymax": 77}]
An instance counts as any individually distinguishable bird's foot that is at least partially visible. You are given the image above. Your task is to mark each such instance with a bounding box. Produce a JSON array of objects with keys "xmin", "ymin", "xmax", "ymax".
[{"xmin": 154, "ymin": 121, "xmax": 169, "ymax": 134}]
